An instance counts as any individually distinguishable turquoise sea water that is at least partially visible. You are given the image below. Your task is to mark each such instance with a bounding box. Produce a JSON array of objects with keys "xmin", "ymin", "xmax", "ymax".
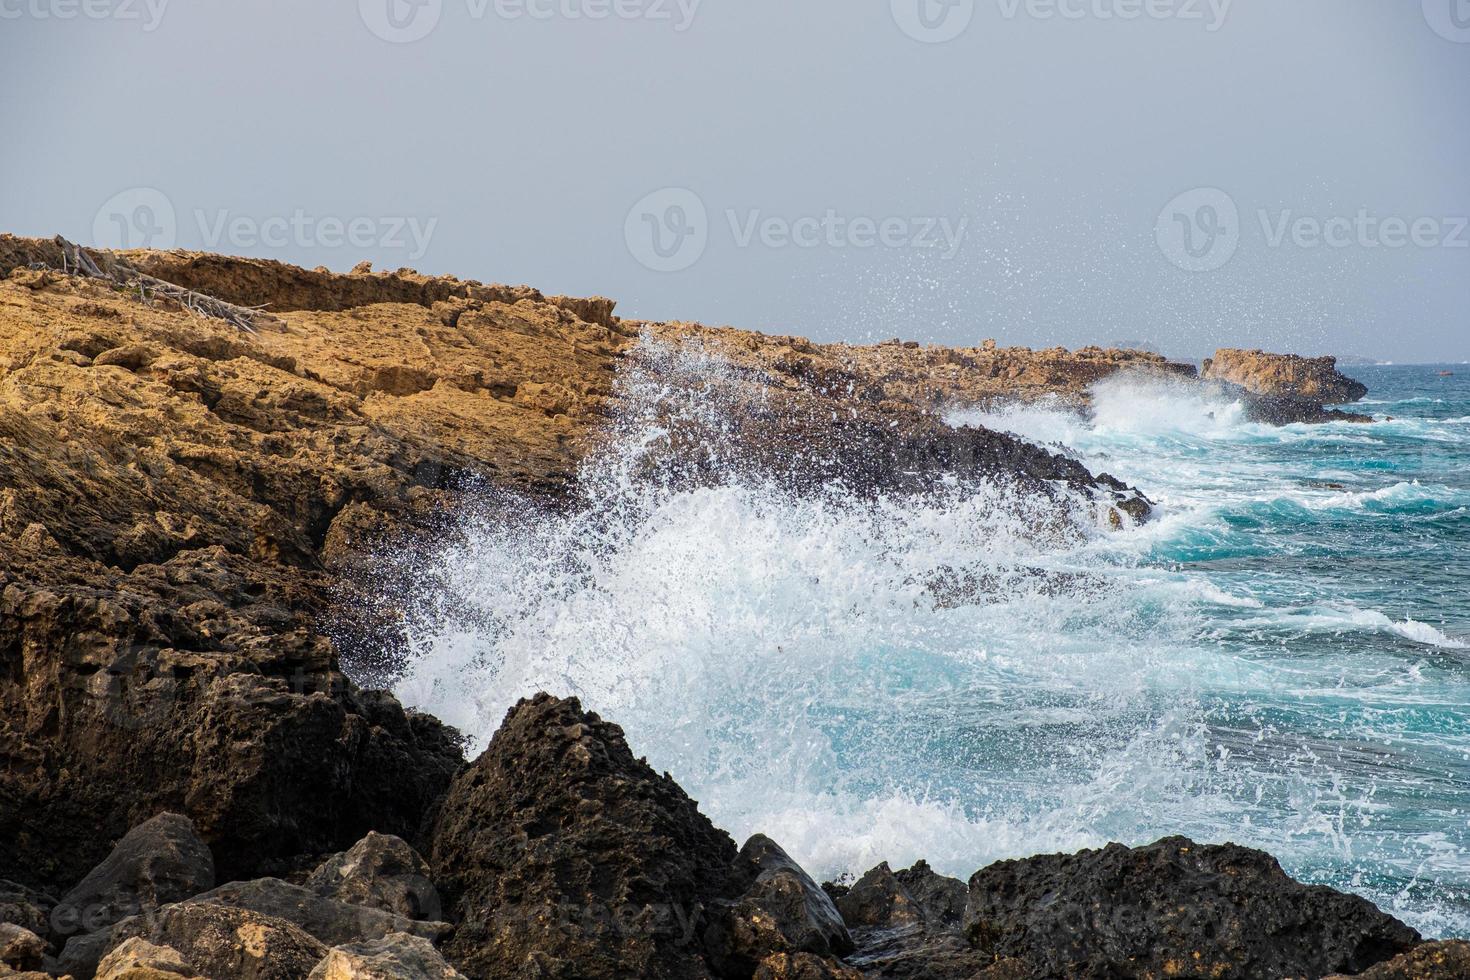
[{"xmin": 394, "ymin": 354, "xmax": 1469, "ymax": 938}]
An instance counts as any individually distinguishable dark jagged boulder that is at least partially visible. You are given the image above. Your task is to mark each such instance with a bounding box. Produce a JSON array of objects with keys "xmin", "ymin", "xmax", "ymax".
[
  {"xmin": 0, "ymin": 550, "xmax": 467, "ymax": 892},
  {"xmin": 56, "ymin": 813, "xmax": 214, "ymax": 940},
  {"xmin": 1326, "ymin": 940, "xmax": 1470, "ymax": 979},
  {"xmin": 1241, "ymin": 391, "xmax": 1375, "ymax": 425},
  {"xmin": 965, "ymin": 836, "xmax": 1421, "ymax": 979},
  {"xmin": 836, "ymin": 861, "xmax": 964, "ymax": 936},
  {"xmin": 0, "ymin": 881, "xmax": 55, "ymax": 943},
  {"xmin": 429, "ymin": 693, "xmax": 741, "ymax": 980},
  {"xmin": 306, "ymin": 833, "xmax": 443, "ymax": 922},
  {"xmin": 891, "ymin": 862, "xmax": 965, "ymax": 933},
  {"xmin": 834, "ymin": 862, "xmax": 996, "ymax": 980},
  {"xmin": 704, "ymin": 835, "xmax": 852, "ymax": 977}
]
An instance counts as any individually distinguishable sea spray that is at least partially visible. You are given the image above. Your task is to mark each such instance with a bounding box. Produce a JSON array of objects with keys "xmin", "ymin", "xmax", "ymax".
[{"xmin": 391, "ymin": 352, "xmax": 1470, "ymax": 938}]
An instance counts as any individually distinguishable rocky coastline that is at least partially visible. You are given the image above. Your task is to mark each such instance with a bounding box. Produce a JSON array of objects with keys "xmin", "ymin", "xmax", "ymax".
[{"xmin": 1, "ymin": 237, "xmax": 1449, "ymax": 979}]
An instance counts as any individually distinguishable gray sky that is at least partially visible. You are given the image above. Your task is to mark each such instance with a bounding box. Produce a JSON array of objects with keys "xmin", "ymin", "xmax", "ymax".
[{"xmin": 2, "ymin": 0, "xmax": 1467, "ymax": 361}]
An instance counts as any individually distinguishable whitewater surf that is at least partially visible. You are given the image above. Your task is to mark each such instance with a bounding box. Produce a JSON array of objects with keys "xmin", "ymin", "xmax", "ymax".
[{"xmin": 393, "ymin": 348, "xmax": 1470, "ymax": 939}]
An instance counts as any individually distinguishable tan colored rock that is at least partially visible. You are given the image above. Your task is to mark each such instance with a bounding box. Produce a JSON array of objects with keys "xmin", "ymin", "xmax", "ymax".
[
  {"xmin": 1202, "ymin": 347, "xmax": 1368, "ymax": 403},
  {"xmin": 0, "ymin": 923, "xmax": 45, "ymax": 973},
  {"xmin": 0, "ymin": 234, "xmax": 631, "ymax": 888},
  {"xmin": 646, "ymin": 321, "xmax": 1196, "ymax": 414},
  {"xmin": 95, "ymin": 937, "xmax": 203, "ymax": 979},
  {"xmin": 103, "ymin": 904, "xmax": 327, "ymax": 980},
  {"xmin": 306, "ymin": 933, "xmax": 464, "ymax": 980}
]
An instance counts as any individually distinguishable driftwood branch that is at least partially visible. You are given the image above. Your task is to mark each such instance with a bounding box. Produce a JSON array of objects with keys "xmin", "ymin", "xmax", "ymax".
[{"xmin": 50, "ymin": 236, "xmax": 277, "ymax": 333}]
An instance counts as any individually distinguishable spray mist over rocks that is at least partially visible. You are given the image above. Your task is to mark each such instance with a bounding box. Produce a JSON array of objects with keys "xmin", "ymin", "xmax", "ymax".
[{"xmin": 391, "ymin": 345, "xmax": 1470, "ymax": 939}]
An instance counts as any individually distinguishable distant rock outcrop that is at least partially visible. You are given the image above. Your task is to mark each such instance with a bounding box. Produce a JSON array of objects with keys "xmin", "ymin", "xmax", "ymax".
[{"xmin": 1202, "ymin": 348, "xmax": 1369, "ymax": 404}]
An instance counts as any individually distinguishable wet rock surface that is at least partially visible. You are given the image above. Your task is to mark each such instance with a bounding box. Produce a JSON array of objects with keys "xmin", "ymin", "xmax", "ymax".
[
  {"xmin": 965, "ymin": 836, "xmax": 1421, "ymax": 979},
  {"xmin": 704, "ymin": 835, "xmax": 853, "ymax": 977},
  {"xmin": 831, "ymin": 862, "xmax": 997, "ymax": 980},
  {"xmin": 1325, "ymin": 939, "xmax": 1470, "ymax": 979}
]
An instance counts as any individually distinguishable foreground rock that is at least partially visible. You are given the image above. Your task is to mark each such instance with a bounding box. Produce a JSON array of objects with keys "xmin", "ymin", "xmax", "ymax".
[
  {"xmin": 1325, "ymin": 940, "xmax": 1470, "ymax": 979},
  {"xmin": 57, "ymin": 813, "xmax": 214, "ymax": 937},
  {"xmin": 704, "ymin": 835, "xmax": 853, "ymax": 977},
  {"xmin": 305, "ymin": 832, "xmax": 443, "ymax": 922},
  {"xmin": 1203, "ymin": 348, "xmax": 1369, "ymax": 404},
  {"xmin": 430, "ymin": 693, "xmax": 741, "ymax": 980},
  {"xmin": 307, "ymin": 932, "xmax": 466, "ymax": 979},
  {"xmin": 965, "ymin": 836, "xmax": 1421, "ymax": 979},
  {"xmin": 183, "ymin": 878, "xmax": 450, "ymax": 947},
  {"xmin": 99, "ymin": 904, "xmax": 327, "ymax": 979},
  {"xmin": 830, "ymin": 862, "xmax": 1007, "ymax": 979},
  {"xmin": 0, "ymin": 922, "xmax": 46, "ymax": 973},
  {"xmin": 94, "ymin": 937, "xmax": 203, "ymax": 979}
]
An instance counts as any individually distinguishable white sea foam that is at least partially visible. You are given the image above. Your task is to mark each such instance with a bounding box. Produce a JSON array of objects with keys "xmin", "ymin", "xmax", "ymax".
[{"xmin": 388, "ymin": 342, "xmax": 1470, "ymax": 935}]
